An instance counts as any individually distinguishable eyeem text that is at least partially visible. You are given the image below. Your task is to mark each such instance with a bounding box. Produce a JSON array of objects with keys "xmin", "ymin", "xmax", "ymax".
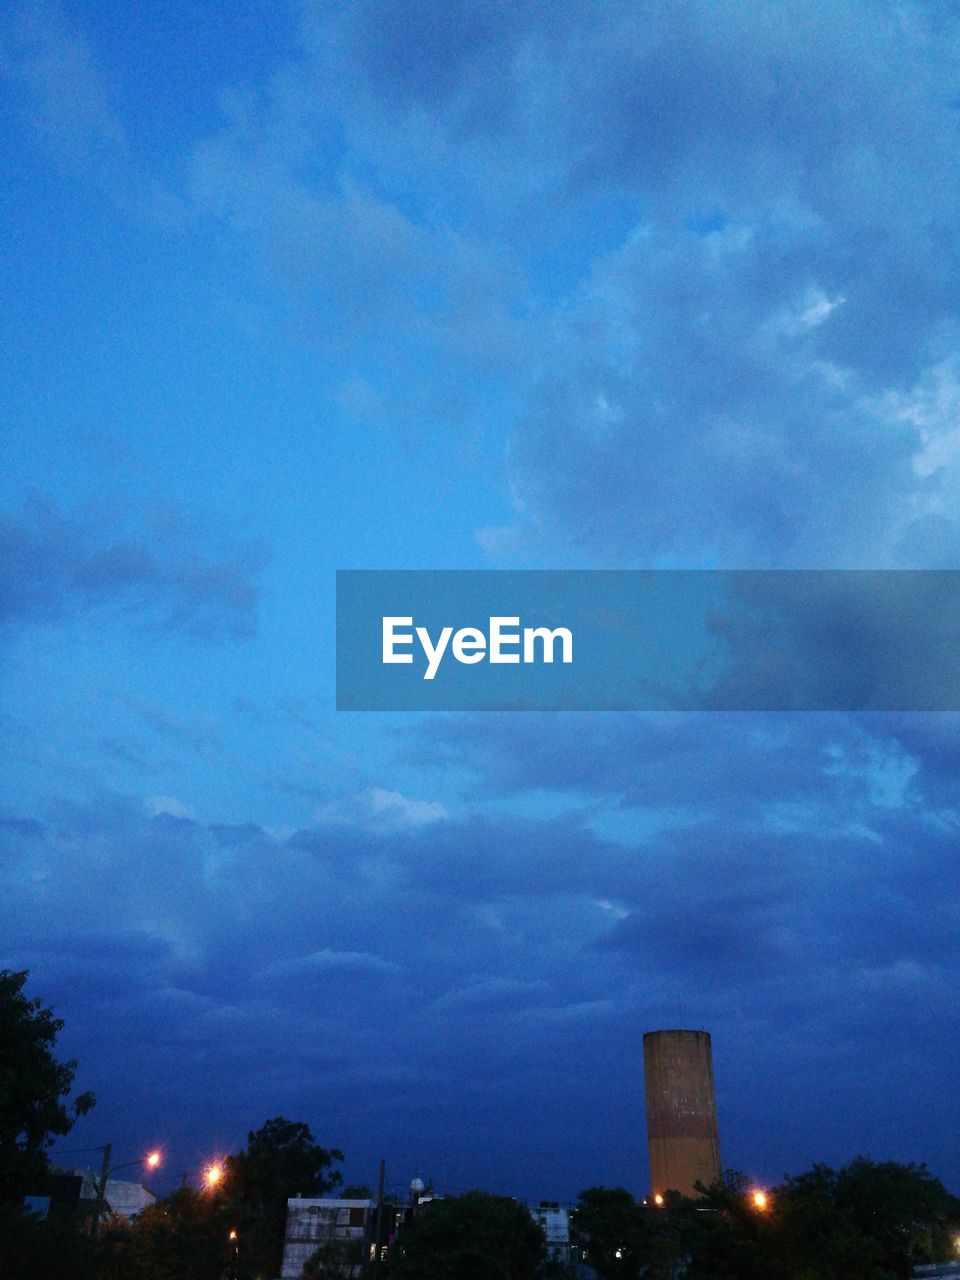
[{"xmin": 382, "ymin": 616, "xmax": 574, "ymax": 680}]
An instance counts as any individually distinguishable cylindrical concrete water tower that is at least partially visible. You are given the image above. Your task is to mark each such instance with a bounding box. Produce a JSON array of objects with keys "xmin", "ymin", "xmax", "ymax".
[{"xmin": 643, "ymin": 1029, "xmax": 721, "ymax": 1198}]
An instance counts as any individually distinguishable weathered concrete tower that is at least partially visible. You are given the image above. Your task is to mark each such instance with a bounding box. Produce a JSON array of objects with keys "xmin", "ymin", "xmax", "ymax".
[{"xmin": 643, "ymin": 1029, "xmax": 721, "ymax": 1198}]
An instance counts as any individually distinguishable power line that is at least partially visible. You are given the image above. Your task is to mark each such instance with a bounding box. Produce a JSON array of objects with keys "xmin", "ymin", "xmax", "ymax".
[{"xmin": 49, "ymin": 1144, "xmax": 108, "ymax": 1156}]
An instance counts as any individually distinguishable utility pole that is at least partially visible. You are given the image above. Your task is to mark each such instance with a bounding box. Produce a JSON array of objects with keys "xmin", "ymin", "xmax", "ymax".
[
  {"xmin": 373, "ymin": 1158, "xmax": 385, "ymax": 1269},
  {"xmin": 90, "ymin": 1142, "xmax": 112, "ymax": 1241}
]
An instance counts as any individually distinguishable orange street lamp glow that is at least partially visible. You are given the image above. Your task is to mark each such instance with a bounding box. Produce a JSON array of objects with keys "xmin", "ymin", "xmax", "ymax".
[
  {"xmin": 146, "ymin": 1151, "xmax": 161, "ymax": 1169},
  {"xmin": 228, "ymin": 1230, "xmax": 238, "ymax": 1241},
  {"xmin": 653, "ymin": 1193, "xmax": 664, "ymax": 1207},
  {"xmin": 204, "ymin": 1163, "xmax": 224, "ymax": 1187},
  {"xmin": 751, "ymin": 1190, "xmax": 768, "ymax": 1211}
]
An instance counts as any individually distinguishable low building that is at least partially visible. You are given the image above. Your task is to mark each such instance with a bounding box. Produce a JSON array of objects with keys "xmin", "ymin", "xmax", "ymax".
[
  {"xmin": 62, "ymin": 1170, "xmax": 156, "ymax": 1221},
  {"xmin": 89, "ymin": 1175, "xmax": 156, "ymax": 1219},
  {"xmin": 281, "ymin": 1197, "xmax": 374, "ymax": 1279},
  {"xmin": 530, "ymin": 1200, "xmax": 570, "ymax": 1265}
]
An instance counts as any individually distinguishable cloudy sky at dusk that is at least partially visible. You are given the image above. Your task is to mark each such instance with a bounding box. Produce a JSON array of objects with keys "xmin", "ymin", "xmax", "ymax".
[{"xmin": 4, "ymin": 0, "xmax": 960, "ymax": 1200}]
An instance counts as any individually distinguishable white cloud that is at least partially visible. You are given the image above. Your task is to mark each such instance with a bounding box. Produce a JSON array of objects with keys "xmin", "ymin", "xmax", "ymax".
[
  {"xmin": 258, "ymin": 949, "xmax": 400, "ymax": 981},
  {"xmin": 431, "ymin": 977, "xmax": 549, "ymax": 1012},
  {"xmin": 144, "ymin": 795, "xmax": 195, "ymax": 820},
  {"xmin": 881, "ymin": 356, "xmax": 960, "ymax": 481},
  {"xmin": 770, "ymin": 287, "xmax": 845, "ymax": 338},
  {"xmin": 315, "ymin": 786, "xmax": 448, "ymax": 832},
  {"xmin": 822, "ymin": 738, "xmax": 920, "ymax": 811}
]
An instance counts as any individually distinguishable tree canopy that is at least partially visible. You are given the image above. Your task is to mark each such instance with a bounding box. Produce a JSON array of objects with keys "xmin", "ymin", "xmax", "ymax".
[
  {"xmin": 573, "ymin": 1161, "xmax": 960, "ymax": 1280},
  {"xmin": 0, "ymin": 968, "xmax": 95, "ymax": 1201},
  {"xmin": 221, "ymin": 1116, "xmax": 345, "ymax": 1276},
  {"xmin": 111, "ymin": 1188, "xmax": 233, "ymax": 1280},
  {"xmin": 388, "ymin": 1190, "xmax": 546, "ymax": 1280}
]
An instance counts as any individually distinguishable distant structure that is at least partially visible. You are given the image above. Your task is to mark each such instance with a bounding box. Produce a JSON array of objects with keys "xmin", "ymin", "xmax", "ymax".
[
  {"xmin": 529, "ymin": 1201, "xmax": 570, "ymax": 1266},
  {"xmin": 643, "ymin": 1029, "xmax": 721, "ymax": 1199},
  {"xmin": 54, "ymin": 1169, "xmax": 156, "ymax": 1221},
  {"xmin": 281, "ymin": 1197, "xmax": 374, "ymax": 1278},
  {"xmin": 281, "ymin": 1177, "xmax": 439, "ymax": 1277},
  {"xmin": 85, "ymin": 1175, "xmax": 156, "ymax": 1220}
]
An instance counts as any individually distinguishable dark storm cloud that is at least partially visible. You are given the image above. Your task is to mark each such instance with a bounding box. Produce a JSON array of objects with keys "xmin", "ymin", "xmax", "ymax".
[
  {"xmin": 596, "ymin": 817, "xmax": 960, "ymax": 990},
  {"xmin": 410, "ymin": 712, "xmax": 925, "ymax": 816},
  {"xmin": 379, "ymin": 812, "xmax": 644, "ymax": 902},
  {"xmin": 403, "ymin": 710, "xmax": 960, "ymax": 1033},
  {"xmin": 7, "ymin": 754, "xmax": 960, "ymax": 1190},
  {"xmin": 698, "ymin": 572, "xmax": 960, "ymax": 710},
  {"xmin": 0, "ymin": 496, "xmax": 262, "ymax": 637},
  {"xmin": 15, "ymin": 930, "xmax": 180, "ymax": 1002}
]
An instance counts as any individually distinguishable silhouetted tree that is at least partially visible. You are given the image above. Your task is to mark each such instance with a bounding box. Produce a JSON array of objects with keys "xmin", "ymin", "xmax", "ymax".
[
  {"xmin": 571, "ymin": 1186, "xmax": 649, "ymax": 1278},
  {"xmin": 0, "ymin": 969, "xmax": 95, "ymax": 1201},
  {"xmin": 222, "ymin": 1117, "xmax": 344, "ymax": 1276},
  {"xmin": 388, "ymin": 1190, "xmax": 545, "ymax": 1280},
  {"xmin": 685, "ymin": 1159, "xmax": 960, "ymax": 1280}
]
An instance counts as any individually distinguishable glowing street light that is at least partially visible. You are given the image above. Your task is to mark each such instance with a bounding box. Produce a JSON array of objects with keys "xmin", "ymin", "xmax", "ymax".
[
  {"xmin": 204, "ymin": 1162, "xmax": 225, "ymax": 1188},
  {"xmin": 90, "ymin": 1146, "xmax": 164, "ymax": 1240},
  {"xmin": 653, "ymin": 1193, "xmax": 664, "ymax": 1207},
  {"xmin": 751, "ymin": 1189, "xmax": 769, "ymax": 1211}
]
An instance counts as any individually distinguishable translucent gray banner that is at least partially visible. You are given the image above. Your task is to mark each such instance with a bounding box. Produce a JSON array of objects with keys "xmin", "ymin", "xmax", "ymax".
[{"xmin": 336, "ymin": 570, "xmax": 960, "ymax": 711}]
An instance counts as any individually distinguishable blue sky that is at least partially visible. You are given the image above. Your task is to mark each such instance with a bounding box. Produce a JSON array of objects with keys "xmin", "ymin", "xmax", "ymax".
[{"xmin": 3, "ymin": 0, "xmax": 960, "ymax": 1200}]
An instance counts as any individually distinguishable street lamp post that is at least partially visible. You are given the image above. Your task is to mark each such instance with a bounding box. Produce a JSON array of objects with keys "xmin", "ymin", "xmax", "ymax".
[{"xmin": 89, "ymin": 1145, "xmax": 162, "ymax": 1240}]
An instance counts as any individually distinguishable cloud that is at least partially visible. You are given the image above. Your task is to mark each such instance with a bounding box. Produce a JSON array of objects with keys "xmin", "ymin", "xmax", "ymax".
[
  {"xmin": 695, "ymin": 572, "xmax": 960, "ymax": 710},
  {"xmin": 0, "ymin": 1, "xmax": 182, "ymax": 223},
  {"xmin": 145, "ymin": 796, "xmax": 196, "ymax": 821},
  {"xmin": 172, "ymin": 0, "xmax": 960, "ymax": 563},
  {"xmin": 0, "ymin": 495, "xmax": 262, "ymax": 638},
  {"xmin": 5, "ymin": 749, "xmax": 960, "ymax": 1193},
  {"xmin": 409, "ymin": 712, "xmax": 917, "ymax": 820},
  {"xmin": 488, "ymin": 222, "xmax": 933, "ymax": 567},
  {"xmin": 0, "ymin": 814, "xmax": 44, "ymax": 839},
  {"xmin": 431, "ymin": 977, "xmax": 549, "ymax": 1014},
  {"xmin": 7, "ymin": 0, "xmax": 960, "ymax": 1198},
  {"xmin": 315, "ymin": 786, "xmax": 448, "ymax": 832},
  {"xmin": 1, "ymin": 0, "xmax": 124, "ymax": 166},
  {"xmin": 257, "ymin": 949, "xmax": 401, "ymax": 982},
  {"xmin": 15, "ymin": 0, "xmax": 958, "ymax": 570},
  {"xmin": 378, "ymin": 0, "xmax": 960, "ymax": 569}
]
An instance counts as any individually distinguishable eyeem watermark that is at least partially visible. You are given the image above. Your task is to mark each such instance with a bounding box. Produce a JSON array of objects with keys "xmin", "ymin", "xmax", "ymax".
[
  {"xmin": 337, "ymin": 569, "xmax": 960, "ymax": 711},
  {"xmin": 382, "ymin": 615, "xmax": 573, "ymax": 680}
]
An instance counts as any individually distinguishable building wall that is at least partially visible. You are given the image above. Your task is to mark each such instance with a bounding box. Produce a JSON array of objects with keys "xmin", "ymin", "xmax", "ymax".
[
  {"xmin": 71, "ymin": 1171, "xmax": 156, "ymax": 1221},
  {"xmin": 530, "ymin": 1201, "xmax": 570, "ymax": 1264},
  {"xmin": 281, "ymin": 1198, "xmax": 373, "ymax": 1279},
  {"xmin": 643, "ymin": 1029, "xmax": 721, "ymax": 1198},
  {"xmin": 102, "ymin": 1179, "xmax": 156, "ymax": 1219}
]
